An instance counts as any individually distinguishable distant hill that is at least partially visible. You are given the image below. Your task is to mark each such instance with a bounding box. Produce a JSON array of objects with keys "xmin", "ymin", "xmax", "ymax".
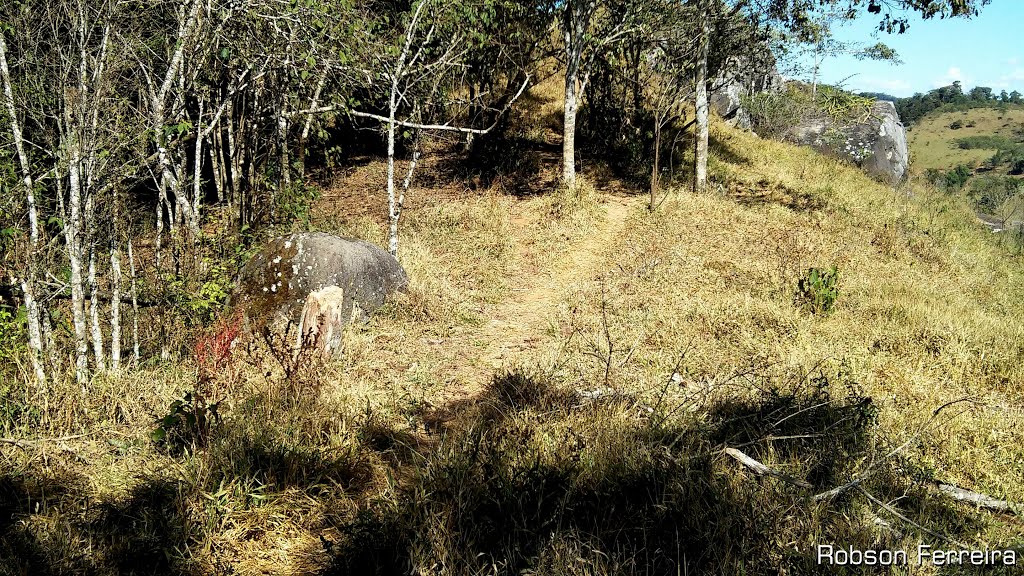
[
  {"xmin": 907, "ymin": 106, "xmax": 1024, "ymax": 173},
  {"xmin": 895, "ymin": 83, "xmax": 1024, "ymax": 126}
]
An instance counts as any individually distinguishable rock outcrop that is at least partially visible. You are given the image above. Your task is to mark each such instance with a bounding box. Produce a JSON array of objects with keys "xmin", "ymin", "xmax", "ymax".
[
  {"xmin": 709, "ymin": 55, "xmax": 785, "ymax": 129},
  {"xmin": 233, "ymin": 233, "xmax": 408, "ymax": 340},
  {"xmin": 787, "ymin": 100, "xmax": 909, "ymax": 183}
]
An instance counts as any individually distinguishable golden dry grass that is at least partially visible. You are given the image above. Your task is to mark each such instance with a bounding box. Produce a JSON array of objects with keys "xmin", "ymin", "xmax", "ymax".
[{"xmin": 3, "ymin": 92, "xmax": 1024, "ymax": 574}]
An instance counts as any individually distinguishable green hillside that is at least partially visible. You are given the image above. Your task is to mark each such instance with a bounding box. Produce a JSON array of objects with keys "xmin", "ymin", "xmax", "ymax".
[{"xmin": 907, "ymin": 106, "xmax": 1024, "ymax": 173}]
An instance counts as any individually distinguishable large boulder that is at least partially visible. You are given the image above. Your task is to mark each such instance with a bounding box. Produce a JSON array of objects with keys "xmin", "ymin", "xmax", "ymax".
[
  {"xmin": 787, "ymin": 100, "xmax": 909, "ymax": 183},
  {"xmin": 232, "ymin": 232, "xmax": 408, "ymax": 336},
  {"xmin": 710, "ymin": 54, "xmax": 785, "ymax": 129}
]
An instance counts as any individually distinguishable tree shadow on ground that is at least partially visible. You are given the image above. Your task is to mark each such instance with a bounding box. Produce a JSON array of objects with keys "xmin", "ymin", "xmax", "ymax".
[
  {"xmin": 0, "ymin": 469, "xmax": 193, "ymax": 576},
  {"xmin": 724, "ymin": 177, "xmax": 826, "ymax": 212},
  {"xmin": 322, "ymin": 369, "xmax": 1015, "ymax": 576},
  {"xmin": 710, "ymin": 133, "xmax": 752, "ymax": 167}
]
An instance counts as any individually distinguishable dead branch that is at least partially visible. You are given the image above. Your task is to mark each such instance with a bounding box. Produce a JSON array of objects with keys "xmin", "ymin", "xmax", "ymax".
[
  {"xmin": 723, "ymin": 447, "xmax": 812, "ymax": 488},
  {"xmin": 935, "ymin": 483, "xmax": 1022, "ymax": 515},
  {"xmin": 857, "ymin": 485, "xmax": 968, "ymax": 548}
]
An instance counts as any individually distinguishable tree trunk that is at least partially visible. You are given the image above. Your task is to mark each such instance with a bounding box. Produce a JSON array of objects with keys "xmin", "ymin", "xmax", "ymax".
[
  {"xmin": 650, "ymin": 121, "xmax": 661, "ymax": 210},
  {"xmin": 387, "ymin": 81, "xmax": 400, "ymax": 256},
  {"xmin": 128, "ymin": 239, "xmax": 140, "ymax": 363},
  {"xmin": 562, "ymin": 70, "xmax": 579, "ymax": 190},
  {"xmin": 1, "ymin": 34, "xmax": 47, "ymax": 390},
  {"xmin": 193, "ymin": 99, "xmax": 205, "ymax": 225},
  {"xmin": 298, "ymin": 74, "xmax": 327, "ymax": 182},
  {"xmin": 693, "ymin": 1, "xmax": 710, "ymax": 195},
  {"xmin": 277, "ymin": 96, "xmax": 290, "ymax": 197},
  {"xmin": 88, "ymin": 237, "xmax": 106, "ymax": 372},
  {"xmin": 110, "ymin": 241, "xmax": 122, "ymax": 372}
]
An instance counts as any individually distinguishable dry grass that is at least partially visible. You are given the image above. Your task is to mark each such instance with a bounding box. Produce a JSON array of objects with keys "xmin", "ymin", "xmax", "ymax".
[{"xmin": 3, "ymin": 94, "xmax": 1024, "ymax": 574}]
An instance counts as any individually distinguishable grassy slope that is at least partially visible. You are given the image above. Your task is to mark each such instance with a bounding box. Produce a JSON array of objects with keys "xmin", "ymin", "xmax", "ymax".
[
  {"xmin": 907, "ymin": 106, "xmax": 1024, "ymax": 173},
  {"xmin": 3, "ymin": 94, "xmax": 1024, "ymax": 574}
]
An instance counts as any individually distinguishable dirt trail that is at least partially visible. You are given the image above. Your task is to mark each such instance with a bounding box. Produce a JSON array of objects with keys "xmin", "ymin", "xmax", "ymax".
[{"xmin": 443, "ymin": 195, "xmax": 640, "ymax": 400}]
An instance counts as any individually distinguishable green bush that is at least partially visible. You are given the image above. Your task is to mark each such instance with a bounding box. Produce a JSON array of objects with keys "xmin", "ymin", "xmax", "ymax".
[
  {"xmin": 796, "ymin": 266, "xmax": 839, "ymax": 315},
  {"xmin": 956, "ymin": 135, "xmax": 1014, "ymax": 150}
]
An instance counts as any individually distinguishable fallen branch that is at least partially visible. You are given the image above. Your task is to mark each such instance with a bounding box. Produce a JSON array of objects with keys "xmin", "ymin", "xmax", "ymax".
[
  {"xmin": 935, "ymin": 483, "xmax": 1022, "ymax": 515},
  {"xmin": 0, "ymin": 432, "xmax": 95, "ymax": 449},
  {"xmin": 723, "ymin": 447, "xmax": 812, "ymax": 489},
  {"xmin": 857, "ymin": 485, "xmax": 968, "ymax": 548}
]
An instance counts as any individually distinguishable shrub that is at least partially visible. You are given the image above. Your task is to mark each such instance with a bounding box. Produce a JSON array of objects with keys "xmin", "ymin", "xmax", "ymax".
[
  {"xmin": 795, "ymin": 266, "xmax": 839, "ymax": 315},
  {"xmin": 949, "ymin": 120, "xmax": 964, "ymax": 130},
  {"xmin": 1011, "ymin": 157, "xmax": 1024, "ymax": 175},
  {"xmin": 943, "ymin": 164, "xmax": 973, "ymax": 191}
]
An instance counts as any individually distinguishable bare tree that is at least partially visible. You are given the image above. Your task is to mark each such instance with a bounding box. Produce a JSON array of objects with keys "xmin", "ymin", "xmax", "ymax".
[{"xmin": 559, "ymin": 0, "xmax": 640, "ymax": 190}]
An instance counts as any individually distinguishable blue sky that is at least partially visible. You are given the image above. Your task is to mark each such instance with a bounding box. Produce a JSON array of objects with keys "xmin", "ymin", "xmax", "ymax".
[{"xmin": 803, "ymin": 0, "xmax": 1024, "ymax": 98}]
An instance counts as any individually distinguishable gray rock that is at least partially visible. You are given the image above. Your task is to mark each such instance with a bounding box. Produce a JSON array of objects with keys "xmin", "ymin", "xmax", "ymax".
[
  {"xmin": 787, "ymin": 101, "xmax": 909, "ymax": 183},
  {"xmin": 710, "ymin": 55, "xmax": 784, "ymax": 129},
  {"xmin": 233, "ymin": 232, "xmax": 408, "ymax": 333}
]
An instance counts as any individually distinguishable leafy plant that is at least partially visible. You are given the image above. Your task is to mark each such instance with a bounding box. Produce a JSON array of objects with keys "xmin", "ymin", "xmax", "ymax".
[
  {"xmin": 0, "ymin": 305, "xmax": 26, "ymax": 364},
  {"xmin": 153, "ymin": 312, "xmax": 242, "ymax": 449},
  {"xmin": 274, "ymin": 178, "xmax": 321, "ymax": 228},
  {"xmin": 795, "ymin": 266, "xmax": 839, "ymax": 315}
]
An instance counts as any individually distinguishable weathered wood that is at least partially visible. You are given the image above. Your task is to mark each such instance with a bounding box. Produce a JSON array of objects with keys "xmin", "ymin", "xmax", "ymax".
[
  {"xmin": 723, "ymin": 447, "xmax": 812, "ymax": 489},
  {"xmin": 937, "ymin": 483, "xmax": 1022, "ymax": 515}
]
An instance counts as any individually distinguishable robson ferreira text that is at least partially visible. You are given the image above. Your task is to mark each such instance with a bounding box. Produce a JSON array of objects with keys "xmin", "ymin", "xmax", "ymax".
[{"xmin": 817, "ymin": 544, "xmax": 1017, "ymax": 567}]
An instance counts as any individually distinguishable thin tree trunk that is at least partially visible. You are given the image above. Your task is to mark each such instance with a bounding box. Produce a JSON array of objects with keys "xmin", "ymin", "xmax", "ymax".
[
  {"xmin": 387, "ymin": 85, "xmax": 400, "ymax": 256},
  {"xmin": 693, "ymin": 0, "xmax": 710, "ymax": 195},
  {"xmin": 128, "ymin": 239, "xmax": 140, "ymax": 363},
  {"xmin": 211, "ymin": 126, "xmax": 225, "ymax": 204},
  {"xmin": 650, "ymin": 121, "xmax": 661, "ymax": 210},
  {"xmin": 193, "ymin": 98, "xmax": 204, "ymax": 225},
  {"xmin": 278, "ymin": 95, "xmax": 290, "ymax": 197},
  {"xmin": 88, "ymin": 234, "xmax": 105, "ymax": 372},
  {"xmin": 110, "ymin": 241, "xmax": 122, "ymax": 372},
  {"xmin": 0, "ymin": 34, "xmax": 47, "ymax": 389},
  {"xmin": 298, "ymin": 74, "xmax": 327, "ymax": 182},
  {"xmin": 562, "ymin": 71, "xmax": 578, "ymax": 190},
  {"xmin": 66, "ymin": 146, "xmax": 90, "ymax": 385}
]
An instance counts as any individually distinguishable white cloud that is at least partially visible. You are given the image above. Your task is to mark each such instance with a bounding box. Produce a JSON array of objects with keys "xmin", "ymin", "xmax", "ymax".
[{"xmin": 932, "ymin": 66, "xmax": 969, "ymax": 88}]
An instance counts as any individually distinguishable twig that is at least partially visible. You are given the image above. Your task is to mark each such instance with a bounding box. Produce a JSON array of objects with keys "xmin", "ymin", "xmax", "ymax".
[
  {"xmin": 0, "ymin": 432, "xmax": 94, "ymax": 449},
  {"xmin": 857, "ymin": 485, "xmax": 968, "ymax": 548},
  {"xmin": 813, "ymin": 398, "xmax": 976, "ymax": 502},
  {"xmin": 723, "ymin": 447, "xmax": 812, "ymax": 489}
]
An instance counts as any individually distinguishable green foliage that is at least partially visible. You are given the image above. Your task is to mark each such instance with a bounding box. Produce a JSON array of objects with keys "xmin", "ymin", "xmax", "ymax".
[
  {"xmin": 956, "ymin": 135, "xmax": 1014, "ymax": 149},
  {"xmin": 949, "ymin": 119, "xmax": 964, "ymax": 130},
  {"xmin": 1011, "ymin": 157, "xmax": 1024, "ymax": 175},
  {"xmin": 924, "ymin": 164, "xmax": 979, "ymax": 193},
  {"xmin": 795, "ymin": 266, "xmax": 839, "ymax": 315},
  {"xmin": 0, "ymin": 305, "xmax": 26, "ymax": 364},
  {"xmin": 744, "ymin": 84, "xmax": 874, "ymax": 139},
  {"xmin": 814, "ymin": 85, "xmax": 875, "ymax": 122},
  {"xmin": 164, "ymin": 259, "xmax": 234, "ymax": 327},
  {"xmin": 273, "ymin": 179, "xmax": 321, "ymax": 228},
  {"xmin": 152, "ymin": 391, "xmax": 221, "ymax": 449},
  {"xmin": 742, "ymin": 89, "xmax": 807, "ymax": 138},
  {"xmin": 967, "ymin": 175, "xmax": 1022, "ymax": 214}
]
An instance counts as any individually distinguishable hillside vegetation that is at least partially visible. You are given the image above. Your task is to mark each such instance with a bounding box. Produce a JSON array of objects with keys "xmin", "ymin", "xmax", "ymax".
[
  {"xmin": 3, "ymin": 77, "xmax": 1023, "ymax": 574},
  {"xmin": 908, "ymin": 106, "xmax": 1024, "ymax": 173}
]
